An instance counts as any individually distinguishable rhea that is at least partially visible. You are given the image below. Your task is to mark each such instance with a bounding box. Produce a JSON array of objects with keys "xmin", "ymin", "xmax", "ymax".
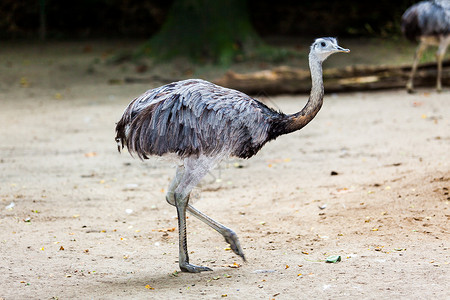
[
  {"xmin": 401, "ymin": 0, "xmax": 450, "ymax": 93},
  {"xmin": 115, "ymin": 37, "xmax": 349, "ymax": 273}
]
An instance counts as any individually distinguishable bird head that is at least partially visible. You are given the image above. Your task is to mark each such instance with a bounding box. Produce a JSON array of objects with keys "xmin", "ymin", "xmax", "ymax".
[{"xmin": 311, "ymin": 37, "xmax": 350, "ymax": 62}]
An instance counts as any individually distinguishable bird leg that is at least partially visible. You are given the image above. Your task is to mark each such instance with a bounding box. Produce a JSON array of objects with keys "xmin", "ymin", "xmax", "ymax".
[
  {"xmin": 436, "ymin": 36, "xmax": 450, "ymax": 93},
  {"xmin": 174, "ymin": 192, "xmax": 212, "ymax": 273},
  {"xmin": 165, "ymin": 159, "xmax": 245, "ymax": 272},
  {"xmin": 187, "ymin": 204, "xmax": 245, "ymax": 261},
  {"xmin": 168, "ymin": 164, "xmax": 214, "ymax": 272},
  {"xmin": 165, "ymin": 166, "xmax": 184, "ymax": 206},
  {"xmin": 407, "ymin": 41, "xmax": 427, "ymax": 93},
  {"xmin": 167, "ymin": 177, "xmax": 246, "ymax": 264}
]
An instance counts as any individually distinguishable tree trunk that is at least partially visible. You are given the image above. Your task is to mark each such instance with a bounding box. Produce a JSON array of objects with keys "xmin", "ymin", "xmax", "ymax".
[{"xmin": 141, "ymin": 0, "xmax": 261, "ymax": 65}]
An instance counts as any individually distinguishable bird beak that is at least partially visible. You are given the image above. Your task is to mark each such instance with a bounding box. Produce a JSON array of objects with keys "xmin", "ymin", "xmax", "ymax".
[{"xmin": 336, "ymin": 45, "xmax": 350, "ymax": 53}]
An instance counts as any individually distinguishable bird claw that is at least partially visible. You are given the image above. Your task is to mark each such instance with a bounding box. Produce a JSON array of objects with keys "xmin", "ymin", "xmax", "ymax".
[
  {"xmin": 179, "ymin": 263, "xmax": 213, "ymax": 273},
  {"xmin": 224, "ymin": 231, "xmax": 246, "ymax": 262},
  {"xmin": 406, "ymin": 81, "xmax": 415, "ymax": 94}
]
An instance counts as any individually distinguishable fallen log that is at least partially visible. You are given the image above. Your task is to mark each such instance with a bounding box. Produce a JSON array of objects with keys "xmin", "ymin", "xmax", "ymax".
[{"xmin": 213, "ymin": 59, "xmax": 450, "ymax": 94}]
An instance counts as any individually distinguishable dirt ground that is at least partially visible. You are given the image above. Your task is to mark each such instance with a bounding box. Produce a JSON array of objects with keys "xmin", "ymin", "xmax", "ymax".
[{"xmin": 0, "ymin": 40, "xmax": 449, "ymax": 299}]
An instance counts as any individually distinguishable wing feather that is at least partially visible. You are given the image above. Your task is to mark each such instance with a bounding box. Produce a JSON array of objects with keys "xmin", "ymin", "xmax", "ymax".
[
  {"xmin": 115, "ymin": 79, "xmax": 280, "ymax": 159},
  {"xmin": 402, "ymin": 1, "xmax": 450, "ymax": 41}
]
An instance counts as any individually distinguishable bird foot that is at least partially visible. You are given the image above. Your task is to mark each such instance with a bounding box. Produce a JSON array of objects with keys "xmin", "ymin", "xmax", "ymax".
[
  {"xmin": 224, "ymin": 231, "xmax": 246, "ymax": 262},
  {"xmin": 406, "ymin": 82, "xmax": 415, "ymax": 94},
  {"xmin": 406, "ymin": 87, "xmax": 416, "ymax": 94},
  {"xmin": 179, "ymin": 262, "xmax": 213, "ymax": 273}
]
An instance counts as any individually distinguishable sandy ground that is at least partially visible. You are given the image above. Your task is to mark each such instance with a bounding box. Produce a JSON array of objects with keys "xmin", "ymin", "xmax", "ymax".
[{"xmin": 0, "ymin": 40, "xmax": 449, "ymax": 299}]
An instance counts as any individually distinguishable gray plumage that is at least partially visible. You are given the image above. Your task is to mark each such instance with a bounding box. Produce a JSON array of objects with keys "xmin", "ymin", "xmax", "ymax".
[
  {"xmin": 402, "ymin": 0, "xmax": 449, "ymax": 40},
  {"xmin": 115, "ymin": 37, "xmax": 349, "ymax": 273},
  {"xmin": 116, "ymin": 79, "xmax": 279, "ymax": 160},
  {"xmin": 401, "ymin": 0, "xmax": 450, "ymax": 92}
]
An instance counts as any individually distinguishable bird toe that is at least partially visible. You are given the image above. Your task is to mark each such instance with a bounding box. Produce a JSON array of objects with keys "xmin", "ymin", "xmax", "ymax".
[{"xmin": 180, "ymin": 263, "xmax": 212, "ymax": 273}]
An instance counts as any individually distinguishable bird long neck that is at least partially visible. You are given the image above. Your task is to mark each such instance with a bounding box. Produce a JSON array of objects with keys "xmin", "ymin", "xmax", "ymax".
[{"xmin": 284, "ymin": 51, "xmax": 324, "ymax": 134}]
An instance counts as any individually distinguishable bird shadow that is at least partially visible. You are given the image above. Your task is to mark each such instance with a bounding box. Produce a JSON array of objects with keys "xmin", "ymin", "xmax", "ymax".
[{"xmin": 92, "ymin": 266, "xmax": 241, "ymax": 293}]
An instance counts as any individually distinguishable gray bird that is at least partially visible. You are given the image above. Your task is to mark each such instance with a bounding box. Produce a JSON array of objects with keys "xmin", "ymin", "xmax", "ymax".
[
  {"xmin": 115, "ymin": 37, "xmax": 349, "ymax": 273},
  {"xmin": 401, "ymin": 0, "xmax": 450, "ymax": 93}
]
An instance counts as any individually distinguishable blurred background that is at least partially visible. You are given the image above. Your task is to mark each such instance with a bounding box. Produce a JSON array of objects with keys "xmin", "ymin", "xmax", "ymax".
[
  {"xmin": 1, "ymin": 0, "xmax": 415, "ymax": 40},
  {"xmin": 0, "ymin": 0, "xmax": 447, "ymax": 93}
]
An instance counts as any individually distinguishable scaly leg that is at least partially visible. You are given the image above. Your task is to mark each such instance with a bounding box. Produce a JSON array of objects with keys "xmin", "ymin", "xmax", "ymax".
[
  {"xmin": 174, "ymin": 158, "xmax": 217, "ymax": 272},
  {"xmin": 187, "ymin": 204, "xmax": 245, "ymax": 261},
  {"xmin": 165, "ymin": 165, "xmax": 183, "ymax": 206},
  {"xmin": 167, "ymin": 172, "xmax": 246, "ymax": 261},
  {"xmin": 436, "ymin": 36, "xmax": 450, "ymax": 93},
  {"xmin": 174, "ymin": 192, "xmax": 212, "ymax": 273},
  {"xmin": 165, "ymin": 165, "xmax": 211, "ymax": 272},
  {"xmin": 407, "ymin": 41, "xmax": 427, "ymax": 93},
  {"xmin": 165, "ymin": 157, "xmax": 245, "ymax": 272}
]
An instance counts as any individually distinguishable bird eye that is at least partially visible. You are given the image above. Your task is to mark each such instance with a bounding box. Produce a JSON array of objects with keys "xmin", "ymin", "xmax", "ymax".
[{"xmin": 320, "ymin": 42, "xmax": 326, "ymax": 47}]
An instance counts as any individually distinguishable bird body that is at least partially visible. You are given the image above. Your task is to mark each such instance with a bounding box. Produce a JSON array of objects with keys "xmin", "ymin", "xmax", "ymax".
[
  {"xmin": 402, "ymin": 0, "xmax": 449, "ymax": 41},
  {"xmin": 401, "ymin": 0, "xmax": 450, "ymax": 92},
  {"xmin": 115, "ymin": 37, "xmax": 350, "ymax": 273},
  {"xmin": 116, "ymin": 79, "xmax": 286, "ymax": 160}
]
